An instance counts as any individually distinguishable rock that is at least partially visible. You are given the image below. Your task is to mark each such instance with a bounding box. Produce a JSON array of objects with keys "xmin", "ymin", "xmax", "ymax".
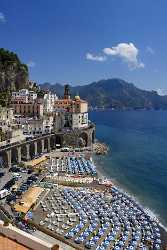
[
  {"xmin": 0, "ymin": 48, "xmax": 29, "ymax": 92},
  {"xmin": 93, "ymin": 142, "xmax": 109, "ymax": 155}
]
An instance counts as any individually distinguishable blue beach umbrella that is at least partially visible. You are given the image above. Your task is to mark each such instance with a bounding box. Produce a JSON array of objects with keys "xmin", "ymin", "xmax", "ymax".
[
  {"xmin": 128, "ymin": 246, "xmax": 135, "ymax": 250},
  {"xmin": 94, "ymin": 236, "xmax": 100, "ymax": 241},
  {"xmin": 83, "ymin": 231, "xmax": 90, "ymax": 237},
  {"xmin": 119, "ymin": 241, "xmax": 124, "ymax": 247},
  {"xmin": 107, "ymin": 235, "xmax": 115, "ymax": 241},
  {"xmin": 103, "ymin": 240, "xmax": 110, "ymax": 247},
  {"xmin": 114, "ymin": 246, "xmax": 121, "ymax": 250},
  {"xmin": 97, "ymin": 247, "xmax": 105, "ymax": 250}
]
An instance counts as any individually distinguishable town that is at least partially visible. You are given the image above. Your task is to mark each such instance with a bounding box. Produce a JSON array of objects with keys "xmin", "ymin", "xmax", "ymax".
[{"xmin": 0, "ymin": 83, "xmax": 163, "ymax": 250}]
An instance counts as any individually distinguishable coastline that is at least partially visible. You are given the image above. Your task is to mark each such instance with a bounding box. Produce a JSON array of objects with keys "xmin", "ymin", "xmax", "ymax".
[{"xmin": 92, "ymin": 153, "xmax": 167, "ymax": 248}]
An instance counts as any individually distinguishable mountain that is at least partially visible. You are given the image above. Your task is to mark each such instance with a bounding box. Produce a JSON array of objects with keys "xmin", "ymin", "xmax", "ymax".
[{"xmin": 41, "ymin": 79, "xmax": 167, "ymax": 109}]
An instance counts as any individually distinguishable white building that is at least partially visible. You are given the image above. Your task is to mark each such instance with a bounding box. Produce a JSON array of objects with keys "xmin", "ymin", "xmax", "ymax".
[
  {"xmin": 23, "ymin": 116, "xmax": 54, "ymax": 135},
  {"xmin": 0, "ymin": 106, "xmax": 15, "ymax": 126},
  {"xmin": 72, "ymin": 113, "xmax": 88, "ymax": 129},
  {"xmin": 11, "ymin": 89, "xmax": 37, "ymax": 104},
  {"xmin": 43, "ymin": 92, "xmax": 58, "ymax": 113}
]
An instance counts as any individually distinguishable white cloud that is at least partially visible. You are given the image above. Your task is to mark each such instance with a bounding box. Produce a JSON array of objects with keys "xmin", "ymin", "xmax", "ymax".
[
  {"xmin": 0, "ymin": 12, "xmax": 6, "ymax": 23},
  {"xmin": 146, "ymin": 46, "xmax": 154, "ymax": 55},
  {"xmin": 27, "ymin": 61, "xmax": 36, "ymax": 68},
  {"xmin": 86, "ymin": 52, "xmax": 106, "ymax": 62},
  {"xmin": 103, "ymin": 42, "xmax": 144, "ymax": 69},
  {"xmin": 157, "ymin": 88, "xmax": 167, "ymax": 96}
]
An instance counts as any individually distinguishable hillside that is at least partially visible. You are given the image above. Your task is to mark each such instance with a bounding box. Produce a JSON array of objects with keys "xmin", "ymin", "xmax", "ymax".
[
  {"xmin": 0, "ymin": 48, "xmax": 35, "ymax": 106},
  {"xmin": 41, "ymin": 79, "xmax": 167, "ymax": 110}
]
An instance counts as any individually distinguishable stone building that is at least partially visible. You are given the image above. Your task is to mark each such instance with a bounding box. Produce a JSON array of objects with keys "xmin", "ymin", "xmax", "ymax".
[
  {"xmin": 54, "ymin": 85, "xmax": 88, "ymax": 129},
  {"xmin": 23, "ymin": 116, "xmax": 54, "ymax": 135},
  {"xmin": 11, "ymin": 103, "xmax": 43, "ymax": 118},
  {"xmin": 0, "ymin": 106, "xmax": 14, "ymax": 126}
]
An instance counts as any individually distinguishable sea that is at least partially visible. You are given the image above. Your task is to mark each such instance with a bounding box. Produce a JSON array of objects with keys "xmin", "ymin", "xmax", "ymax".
[{"xmin": 89, "ymin": 110, "xmax": 167, "ymax": 229}]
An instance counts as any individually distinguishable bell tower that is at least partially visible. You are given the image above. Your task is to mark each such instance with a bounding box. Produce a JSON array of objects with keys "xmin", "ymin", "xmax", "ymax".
[{"xmin": 64, "ymin": 84, "xmax": 70, "ymax": 99}]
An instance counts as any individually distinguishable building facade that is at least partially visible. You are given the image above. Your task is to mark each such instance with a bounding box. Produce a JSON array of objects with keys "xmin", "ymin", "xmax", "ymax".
[
  {"xmin": 0, "ymin": 106, "xmax": 14, "ymax": 126},
  {"xmin": 54, "ymin": 85, "xmax": 89, "ymax": 129},
  {"xmin": 11, "ymin": 89, "xmax": 37, "ymax": 104},
  {"xmin": 23, "ymin": 116, "xmax": 54, "ymax": 135},
  {"xmin": 72, "ymin": 112, "xmax": 88, "ymax": 129},
  {"xmin": 43, "ymin": 92, "xmax": 58, "ymax": 113},
  {"xmin": 11, "ymin": 103, "xmax": 43, "ymax": 117}
]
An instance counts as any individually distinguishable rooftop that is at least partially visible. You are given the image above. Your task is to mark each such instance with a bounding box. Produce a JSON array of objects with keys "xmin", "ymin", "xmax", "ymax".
[{"xmin": 0, "ymin": 235, "xmax": 30, "ymax": 250}]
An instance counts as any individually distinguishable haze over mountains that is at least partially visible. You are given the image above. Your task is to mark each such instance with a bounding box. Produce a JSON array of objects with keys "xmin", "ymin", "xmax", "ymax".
[{"xmin": 41, "ymin": 79, "xmax": 167, "ymax": 110}]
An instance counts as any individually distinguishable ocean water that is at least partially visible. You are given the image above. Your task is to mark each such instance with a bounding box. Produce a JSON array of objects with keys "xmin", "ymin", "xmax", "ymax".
[{"xmin": 89, "ymin": 110, "xmax": 167, "ymax": 228}]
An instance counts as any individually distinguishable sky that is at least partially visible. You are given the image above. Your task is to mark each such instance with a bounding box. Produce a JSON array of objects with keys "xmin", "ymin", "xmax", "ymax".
[{"xmin": 0, "ymin": 0, "xmax": 167, "ymax": 93}]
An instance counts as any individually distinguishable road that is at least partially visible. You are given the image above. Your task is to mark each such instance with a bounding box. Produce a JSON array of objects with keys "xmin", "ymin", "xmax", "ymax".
[{"xmin": 0, "ymin": 168, "xmax": 29, "ymax": 190}]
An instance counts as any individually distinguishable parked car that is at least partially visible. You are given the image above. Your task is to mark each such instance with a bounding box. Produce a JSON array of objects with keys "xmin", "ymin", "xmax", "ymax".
[{"xmin": 0, "ymin": 189, "xmax": 9, "ymax": 199}]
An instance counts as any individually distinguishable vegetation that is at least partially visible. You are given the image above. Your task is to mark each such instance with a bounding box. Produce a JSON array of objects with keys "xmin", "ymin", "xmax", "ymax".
[
  {"xmin": 36, "ymin": 89, "xmax": 46, "ymax": 98},
  {"xmin": 0, "ymin": 48, "xmax": 29, "ymax": 107}
]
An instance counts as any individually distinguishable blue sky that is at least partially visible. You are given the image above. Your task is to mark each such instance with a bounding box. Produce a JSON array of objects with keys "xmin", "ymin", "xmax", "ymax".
[{"xmin": 0, "ymin": 0, "xmax": 167, "ymax": 93}]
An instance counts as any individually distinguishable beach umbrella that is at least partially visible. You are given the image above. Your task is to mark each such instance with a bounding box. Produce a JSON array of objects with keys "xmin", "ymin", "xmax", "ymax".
[
  {"xmin": 102, "ymin": 240, "xmax": 110, "ymax": 247},
  {"xmin": 92, "ymin": 222, "xmax": 98, "ymax": 228},
  {"xmin": 73, "ymin": 227, "xmax": 80, "ymax": 233},
  {"xmin": 86, "ymin": 240, "xmax": 95, "ymax": 248},
  {"xmin": 128, "ymin": 246, "xmax": 134, "ymax": 250},
  {"xmin": 156, "ymin": 238, "xmax": 161, "ymax": 244},
  {"xmin": 155, "ymin": 227, "xmax": 160, "ymax": 232},
  {"xmin": 134, "ymin": 235, "xmax": 140, "ymax": 241},
  {"xmin": 97, "ymin": 247, "xmax": 105, "ymax": 250},
  {"xmin": 94, "ymin": 236, "xmax": 100, "ymax": 242},
  {"xmin": 78, "ymin": 222, "xmax": 84, "ymax": 228},
  {"xmin": 98, "ymin": 230, "xmax": 105, "ymax": 236},
  {"xmin": 119, "ymin": 240, "xmax": 125, "ymax": 247},
  {"xmin": 132, "ymin": 241, "xmax": 138, "ymax": 246},
  {"xmin": 122, "ymin": 235, "xmax": 128, "ymax": 241},
  {"xmin": 83, "ymin": 231, "xmax": 90, "ymax": 237},
  {"xmin": 154, "ymin": 244, "xmax": 160, "ymax": 250},
  {"xmin": 115, "ymin": 226, "xmax": 120, "ymax": 231},
  {"xmin": 112, "ymin": 230, "xmax": 117, "ymax": 236},
  {"xmin": 156, "ymin": 232, "xmax": 160, "ymax": 237},
  {"xmin": 114, "ymin": 246, "xmax": 121, "ymax": 250},
  {"xmin": 107, "ymin": 235, "xmax": 115, "ymax": 241}
]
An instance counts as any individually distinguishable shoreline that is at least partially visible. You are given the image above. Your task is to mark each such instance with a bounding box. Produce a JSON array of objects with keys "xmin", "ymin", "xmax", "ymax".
[{"xmin": 92, "ymin": 153, "xmax": 167, "ymax": 247}]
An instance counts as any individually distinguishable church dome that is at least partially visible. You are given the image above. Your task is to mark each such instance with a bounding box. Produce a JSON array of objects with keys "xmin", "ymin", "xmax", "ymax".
[{"xmin": 75, "ymin": 95, "xmax": 80, "ymax": 100}]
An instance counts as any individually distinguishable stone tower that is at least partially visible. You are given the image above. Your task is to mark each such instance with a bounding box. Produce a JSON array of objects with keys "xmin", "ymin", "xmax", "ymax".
[{"xmin": 64, "ymin": 84, "xmax": 70, "ymax": 99}]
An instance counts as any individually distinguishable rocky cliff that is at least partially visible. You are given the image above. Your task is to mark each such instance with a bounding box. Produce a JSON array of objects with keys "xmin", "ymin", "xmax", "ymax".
[
  {"xmin": 0, "ymin": 48, "xmax": 29, "ymax": 92},
  {"xmin": 0, "ymin": 48, "xmax": 31, "ymax": 106}
]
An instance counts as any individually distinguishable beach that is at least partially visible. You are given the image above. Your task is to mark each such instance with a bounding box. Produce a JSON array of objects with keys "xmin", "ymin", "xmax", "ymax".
[{"xmin": 93, "ymin": 153, "xmax": 167, "ymax": 248}]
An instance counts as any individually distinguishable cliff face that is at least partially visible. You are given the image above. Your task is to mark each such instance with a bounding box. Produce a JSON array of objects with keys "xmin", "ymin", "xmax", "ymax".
[{"xmin": 0, "ymin": 48, "xmax": 29, "ymax": 92}]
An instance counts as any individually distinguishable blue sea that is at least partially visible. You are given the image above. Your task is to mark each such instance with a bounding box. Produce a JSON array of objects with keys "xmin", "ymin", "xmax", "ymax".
[{"xmin": 89, "ymin": 110, "xmax": 167, "ymax": 228}]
